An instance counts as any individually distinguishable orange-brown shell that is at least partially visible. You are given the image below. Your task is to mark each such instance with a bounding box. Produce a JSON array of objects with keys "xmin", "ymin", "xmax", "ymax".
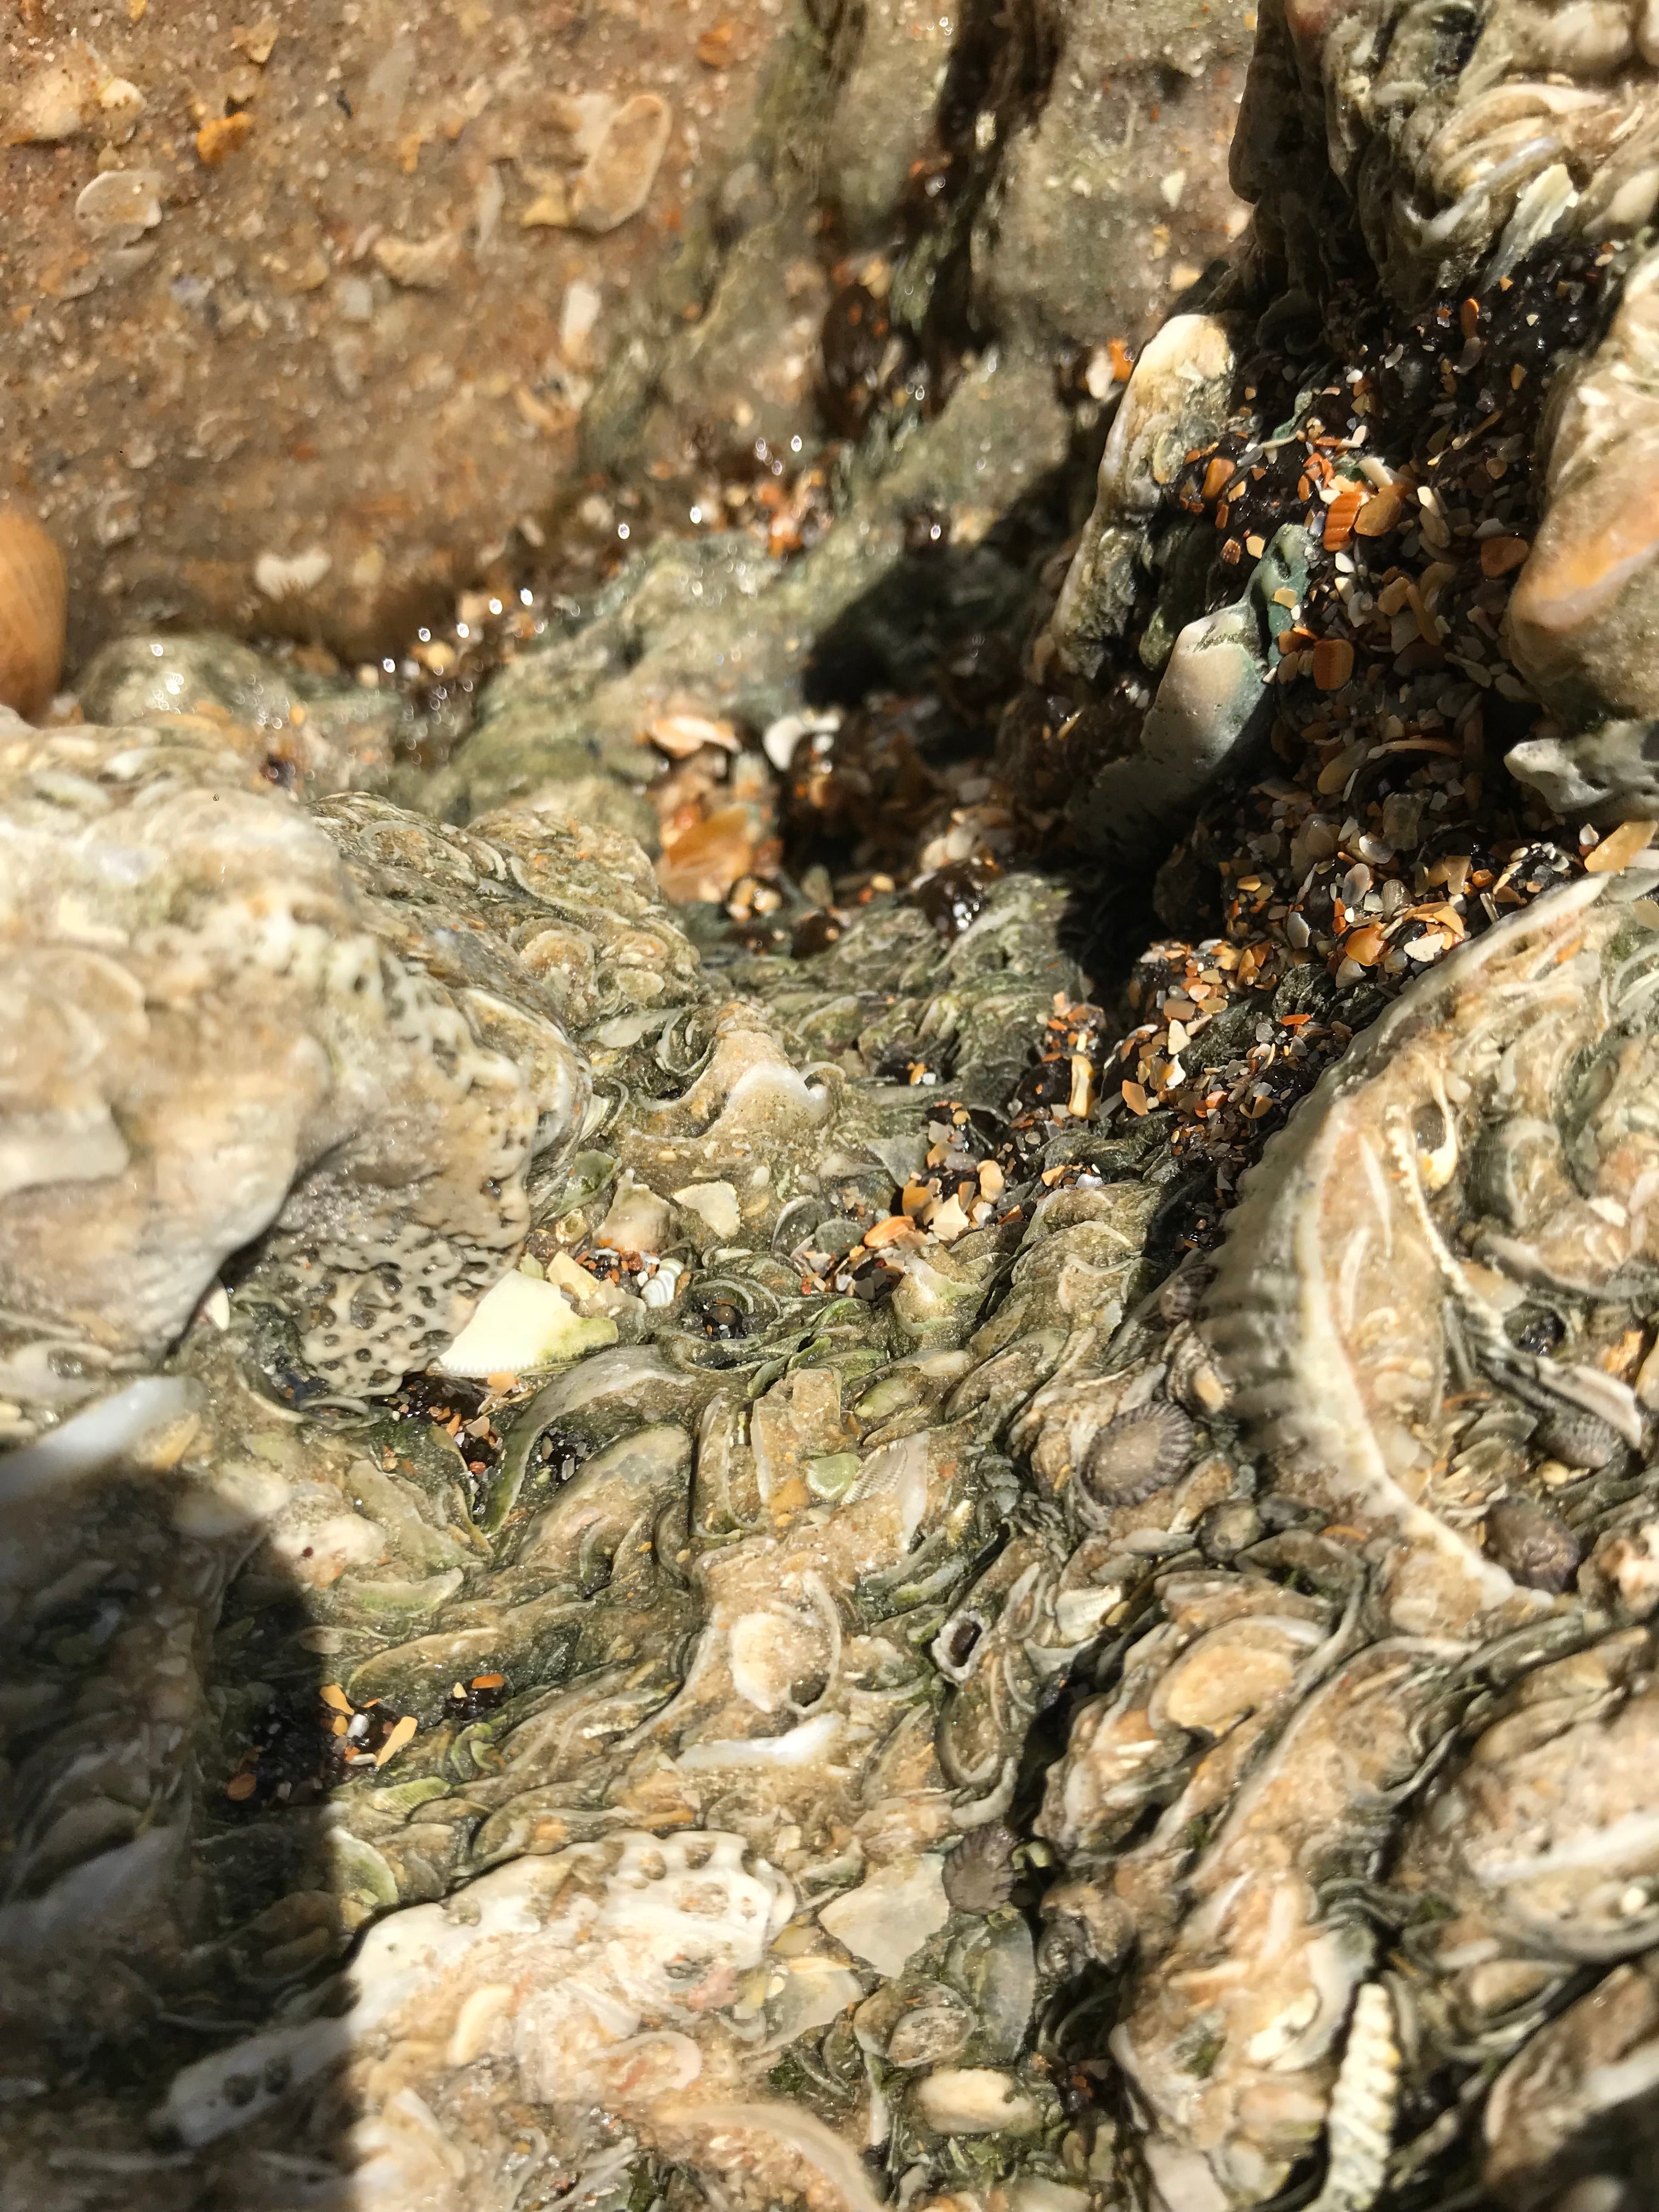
[{"xmin": 0, "ymin": 510, "xmax": 67, "ymax": 719}]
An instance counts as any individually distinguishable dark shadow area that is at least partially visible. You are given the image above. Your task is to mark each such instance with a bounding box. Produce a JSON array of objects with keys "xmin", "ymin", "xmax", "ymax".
[{"xmin": 0, "ymin": 1424, "xmax": 356, "ymax": 2211}]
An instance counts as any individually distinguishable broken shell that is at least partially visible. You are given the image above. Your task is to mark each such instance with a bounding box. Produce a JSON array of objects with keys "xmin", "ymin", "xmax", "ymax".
[
  {"xmin": 0, "ymin": 510, "xmax": 67, "ymax": 719},
  {"xmin": 253, "ymin": 546, "xmax": 332, "ymax": 600},
  {"xmin": 74, "ymin": 167, "xmax": 163, "ymax": 247}
]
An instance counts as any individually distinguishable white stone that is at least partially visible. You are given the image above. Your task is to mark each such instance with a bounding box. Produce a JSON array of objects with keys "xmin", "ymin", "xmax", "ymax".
[
  {"xmin": 439, "ymin": 1269, "xmax": 617, "ymax": 1376},
  {"xmin": 818, "ymin": 1855, "xmax": 947, "ymax": 1977},
  {"xmin": 674, "ymin": 1180, "xmax": 742, "ymax": 1238},
  {"xmin": 913, "ymin": 2067, "xmax": 1041, "ymax": 2136}
]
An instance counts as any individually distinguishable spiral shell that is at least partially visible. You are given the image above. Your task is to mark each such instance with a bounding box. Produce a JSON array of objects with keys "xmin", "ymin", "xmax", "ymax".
[{"xmin": 0, "ymin": 510, "xmax": 67, "ymax": 719}]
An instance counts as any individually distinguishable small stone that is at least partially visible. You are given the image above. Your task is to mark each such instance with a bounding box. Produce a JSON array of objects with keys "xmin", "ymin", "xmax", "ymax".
[
  {"xmin": 1582, "ymin": 817, "xmax": 1656, "ymax": 873},
  {"xmin": 1355, "ymin": 484, "xmax": 1406, "ymax": 537},
  {"xmin": 521, "ymin": 181, "xmax": 572, "ymax": 229},
  {"xmin": 695, "ymin": 19, "xmax": 736, "ymax": 66},
  {"xmin": 1312, "ymin": 637, "xmax": 1355, "ymax": 691},
  {"xmin": 230, "ymin": 14, "xmax": 281, "ymax": 64},
  {"xmin": 196, "ymin": 111, "xmax": 254, "ymax": 166},
  {"xmin": 1480, "ymin": 534, "xmax": 1531, "ymax": 578},
  {"xmin": 373, "ymin": 230, "xmax": 460, "ymax": 290}
]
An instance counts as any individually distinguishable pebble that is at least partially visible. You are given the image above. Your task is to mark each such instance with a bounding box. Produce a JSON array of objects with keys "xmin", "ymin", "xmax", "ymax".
[
  {"xmin": 569, "ymin": 93, "xmax": 672, "ymax": 234},
  {"xmin": 373, "ymin": 230, "xmax": 460, "ymax": 290},
  {"xmin": 196, "ymin": 112, "xmax": 253, "ymax": 166}
]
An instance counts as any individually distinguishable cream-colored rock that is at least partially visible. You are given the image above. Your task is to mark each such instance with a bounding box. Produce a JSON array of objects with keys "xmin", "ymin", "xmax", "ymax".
[{"xmin": 0, "ymin": 716, "xmax": 590, "ymax": 1423}]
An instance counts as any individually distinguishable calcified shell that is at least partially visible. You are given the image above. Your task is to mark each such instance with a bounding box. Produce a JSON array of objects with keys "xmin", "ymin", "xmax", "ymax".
[
  {"xmin": 1482, "ymin": 1955, "xmax": 1659, "ymax": 2209},
  {"xmin": 1205, "ymin": 873, "xmax": 1657, "ymax": 1637},
  {"xmin": 1505, "ymin": 252, "xmax": 1659, "ymax": 746},
  {"xmin": 1396, "ymin": 1626, "xmax": 1659, "ymax": 1979},
  {"xmin": 0, "ymin": 510, "xmax": 67, "ymax": 718},
  {"xmin": 1239, "ymin": 0, "xmax": 1659, "ymax": 308},
  {"xmin": 0, "ymin": 720, "xmax": 593, "ymax": 1414}
]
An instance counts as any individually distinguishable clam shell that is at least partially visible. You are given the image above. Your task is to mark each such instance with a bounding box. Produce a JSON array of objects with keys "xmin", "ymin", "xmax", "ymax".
[{"xmin": 0, "ymin": 510, "xmax": 67, "ymax": 719}]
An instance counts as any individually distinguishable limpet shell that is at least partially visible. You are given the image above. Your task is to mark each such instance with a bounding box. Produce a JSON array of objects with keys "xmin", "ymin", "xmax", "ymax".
[
  {"xmin": 1078, "ymin": 1401, "xmax": 1195, "ymax": 1507},
  {"xmin": 0, "ymin": 510, "xmax": 67, "ymax": 718}
]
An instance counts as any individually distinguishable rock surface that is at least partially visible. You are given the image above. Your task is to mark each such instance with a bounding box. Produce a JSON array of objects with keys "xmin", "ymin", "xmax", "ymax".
[
  {"xmin": 3, "ymin": 0, "xmax": 1250, "ymax": 672},
  {"xmin": 0, "ymin": 0, "xmax": 777, "ymax": 663},
  {"xmin": 18, "ymin": 6, "xmax": 1659, "ymax": 2212}
]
